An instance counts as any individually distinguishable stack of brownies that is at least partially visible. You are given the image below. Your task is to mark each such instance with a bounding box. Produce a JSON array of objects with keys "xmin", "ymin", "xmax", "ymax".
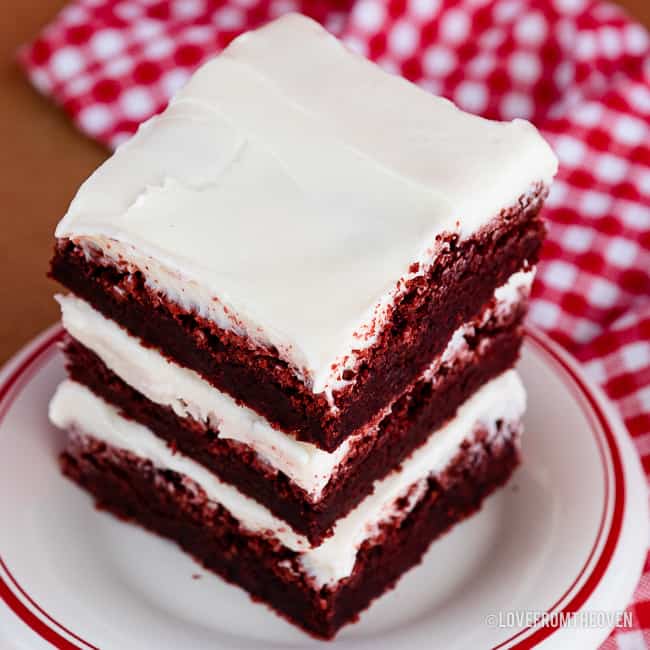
[{"xmin": 48, "ymin": 14, "xmax": 557, "ymax": 639}]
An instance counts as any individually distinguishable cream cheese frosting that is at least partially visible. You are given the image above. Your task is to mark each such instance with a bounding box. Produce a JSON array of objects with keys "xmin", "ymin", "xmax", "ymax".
[
  {"xmin": 299, "ymin": 370, "xmax": 526, "ymax": 585},
  {"xmin": 56, "ymin": 293, "xmax": 352, "ymax": 499},
  {"xmin": 49, "ymin": 380, "xmax": 310, "ymax": 553},
  {"xmin": 55, "ymin": 13, "xmax": 557, "ymax": 395},
  {"xmin": 55, "ymin": 270, "xmax": 532, "ymax": 498},
  {"xmin": 49, "ymin": 371, "xmax": 525, "ymax": 587}
]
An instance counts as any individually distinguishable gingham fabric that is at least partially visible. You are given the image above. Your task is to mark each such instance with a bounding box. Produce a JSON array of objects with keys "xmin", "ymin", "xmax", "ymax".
[{"xmin": 18, "ymin": 0, "xmax": 650, "ymax": 647}]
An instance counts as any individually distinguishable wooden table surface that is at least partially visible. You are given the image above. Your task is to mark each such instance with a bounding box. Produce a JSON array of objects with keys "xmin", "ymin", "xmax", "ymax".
[{"xmin": 1, "ymin": 1, "xmax": 648, "ymax": 364}]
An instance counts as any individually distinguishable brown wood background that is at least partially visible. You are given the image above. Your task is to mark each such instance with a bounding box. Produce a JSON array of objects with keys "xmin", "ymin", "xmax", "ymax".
[{"xmin": 1, "ymin": 1, "xmax": 648, "ymax": 364}]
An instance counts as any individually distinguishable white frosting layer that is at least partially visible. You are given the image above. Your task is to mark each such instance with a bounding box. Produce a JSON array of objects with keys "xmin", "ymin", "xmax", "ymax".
[
  {"xmin": 49, "ymin": 380, "xmax": 310, "ymax": 552},
  {"xmin": 299, "ymin": 370, "xmax": 526, "ymax": 585},
  {"xmin": 49, "ymin": 371, "xmax": 525, "ymax": 586},
  {"xmin": 55, "ymin": 14, "xmax": 557, "ymax": 396},
  {"xmin": 56, "ymin": 293, "xmax": 351, "ymax": 499},
  {"xmin": 55, "ymin": 270, "xmax": 532, "ymax": 499}
]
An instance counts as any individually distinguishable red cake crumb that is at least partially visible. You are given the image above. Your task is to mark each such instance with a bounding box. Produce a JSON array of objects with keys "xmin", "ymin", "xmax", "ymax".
[
  {"xmin": 50, "ymin": 186, "xmax": 545, "ymax": 452},
  {"xmin": 61, "ymin": 421, "xmax": 520, "ymax": 639},
  {"xmin": 63, "ymin": 295, "xmax": 523, "ymax": 544}
]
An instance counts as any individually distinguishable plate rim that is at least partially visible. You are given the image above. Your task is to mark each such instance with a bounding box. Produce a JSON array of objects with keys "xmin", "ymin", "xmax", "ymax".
[{"xmin": 0, "ymin": 324, "xmax": 645, "ymax": 649}]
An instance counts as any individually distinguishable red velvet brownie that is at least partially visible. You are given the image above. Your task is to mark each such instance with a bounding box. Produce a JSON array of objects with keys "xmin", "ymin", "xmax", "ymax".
[
  {"xmin": 51, "ymin": 196, "xmax": 545, "ymax": 452},
  {"xmin": 58, "ymin": 273, "xmax": 529, "ymax": 544},
  {"xmin": 51, "ymin": 371, "xmax": 525, "ymax": 639},
  {"xmin": 48, "ymin": 13, "xmax": 557, "ymax": 639}
]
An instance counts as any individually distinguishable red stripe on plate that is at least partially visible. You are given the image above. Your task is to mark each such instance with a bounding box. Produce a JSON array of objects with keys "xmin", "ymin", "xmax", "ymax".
[
  {"xmin": 0, "ymin": 328, "xmax": 99, "ymax": 650},
  {"xmin": 500, "ymin": 328, "xmax": 626, "ymax": 649}
]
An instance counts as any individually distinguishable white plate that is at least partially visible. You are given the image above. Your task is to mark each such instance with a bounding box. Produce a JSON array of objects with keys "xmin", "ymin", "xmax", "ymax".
[{"xmin": 0, "ymin": 326, "xmax": 646, "ymax": 650}]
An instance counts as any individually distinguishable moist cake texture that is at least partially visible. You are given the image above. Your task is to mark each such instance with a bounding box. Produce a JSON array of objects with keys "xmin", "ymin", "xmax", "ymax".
[
  {"xmin": 58, "ymin": 270, "xmax": 529, "ymax": 543},
  {"xmin": 52, "ymin": 194, "xmax": 545, "ymax": 451},
  {"xmin": 50, "ymin": 371, "xmax": 526, "ymax": 598},
  {"xmin": 47, "ymin": 12, "xmax": 557, "ymax": 639}
]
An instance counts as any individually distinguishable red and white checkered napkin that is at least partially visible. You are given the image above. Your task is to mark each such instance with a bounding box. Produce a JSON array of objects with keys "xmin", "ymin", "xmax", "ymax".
[{"xmin": 19, "ymin": 0, "xmax": 650, "ymax": 646}]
